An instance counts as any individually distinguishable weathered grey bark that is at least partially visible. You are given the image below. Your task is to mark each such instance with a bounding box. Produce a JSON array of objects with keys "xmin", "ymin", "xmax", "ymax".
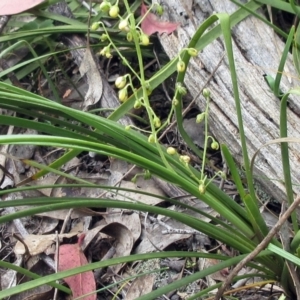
[{"xmin": 156, "ymin": 0, "xmax": 300, "ymax": 202}]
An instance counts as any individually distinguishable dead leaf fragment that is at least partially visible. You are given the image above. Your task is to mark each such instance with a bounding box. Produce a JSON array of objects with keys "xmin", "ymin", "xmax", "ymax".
[
  {"xmin": 125, "ymin": 274, "xmax": 155, "ymax": 300},
  {"xmin": 0, "ymin": 0, "xmax": 45, "ymax": 15},
  {"xmin": 14, "ymin": 232, "xmax": 78, "ymax": 256},
  {"xmin": 141, "ymin": 3, "xmax": 179, "ymax": 36},
  {"xmin": 79, "ymin": 48, "xmax": 103, "ymax": 110},
  {"xmin": 58, "ymin": 234, "xmax": 96, "ymax": 300}
]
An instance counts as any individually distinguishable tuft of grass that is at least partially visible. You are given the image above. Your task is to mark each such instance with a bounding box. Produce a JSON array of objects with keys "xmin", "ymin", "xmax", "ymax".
[{"xmin": 0, "ymin": 0, "xmax": 300, "ymax": 299}]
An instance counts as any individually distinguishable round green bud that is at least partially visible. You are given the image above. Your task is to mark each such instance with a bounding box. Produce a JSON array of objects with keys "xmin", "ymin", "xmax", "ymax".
[
  {"xmin": 91, "ymin": 22, "xmax": 99, "ymax": 31},
  {"xmin": 199, "ymin": 183, "xmax": 206, "ymax": 194},
  {"xmin": 140, "ymin": 33, "xmax": 150, "ymax": 46},
  {"xmin": 100, "ymin": 33, "xmax": 108, "ymax": 41},
  {"xmin": 211, "ymin": 141, "xmax": 219, "ymax": 150},
  {"xmin": 115, "ymin": 76, "xmax": 126, "ymax": 89},
  {"xmin": 133, "ymin": 100, "xmax": 142, "ymax": 109},
  {"xmin": 153, "ymin": 117, "xmax": 161, "ymax": 128},
  {"xmin": 203, "ymin": 88, "xmax": 211, "ymax": 99},
  {"xmin": 109, "ymin": 5, "xmax": 119, "ymax": 18},
  {"xmin": 148, "ymin": 134, "xmax": 155, "ymax": 143},
  {"xmin": 167, "ymin": 147, "xmax": 176, "ymax": 155},
  {"xmin": 155, "ymin": 4, "xmax": 164, "ymax": 15},
  {"xmin": 177, "ymin": 60, "xmax": 185, "ymax": 72},
  {"xmin": 187, "ymin": 48, "xmax": 198, "ymax": 57},
  {"xmin": 125, "ymin": 125, "xmax": 131, "ymax": 131},
  {"xmin": 172, "ymin": 98, "xmax": 179, "ymax": 106},
  {"xmin": 196, "ymin": 113, "xmax": 205, "ymax": 123},
  {"xmin": 99, "ymin": 1, "xmax": 110, "ymax": 12}
]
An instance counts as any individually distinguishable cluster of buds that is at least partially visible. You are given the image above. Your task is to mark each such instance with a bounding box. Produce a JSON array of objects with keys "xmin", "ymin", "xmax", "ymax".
[
  {"xmin": 114, "ymin": 75, "xmax": 129, "ymax": 102},
  {"xmin": 126, "ymin": 28, "xmax": 149, "ymax": 45},
  {"xmin": 179, "ymin": 155, "xmax": 190, "ymax": 165},
  {"xmin": 99, "ymin": 1, "xmax": 119, "ymax": 18},
  {"xmin": 99, "ymin": 45, "xmax": 112, "ymax": 58},
  {"xmin": 175, "ymin": 82, "xmax": 187, "ymax": 95}
]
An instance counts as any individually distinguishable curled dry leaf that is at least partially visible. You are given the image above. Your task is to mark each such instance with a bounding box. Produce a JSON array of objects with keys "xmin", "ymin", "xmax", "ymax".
[
  {"xmin": 141, "ymin": 3, "xmax": 179, "ymax": 36},
  {"xmin": 58, "ymin": 234, "xmax": 96, "ymax": 300},
  {"xmin": 14, "ymin": 232, "xmax": 78, "ymax": 256},
  {"xmin": 100, "ymin": 222, "xmax": 134, "ymax": 275}
]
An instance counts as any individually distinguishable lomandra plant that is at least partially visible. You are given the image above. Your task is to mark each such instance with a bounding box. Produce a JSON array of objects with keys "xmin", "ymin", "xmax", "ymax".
[{"xmin": 1, "ymin": 0, "xmax": 300, "ymax": 299}]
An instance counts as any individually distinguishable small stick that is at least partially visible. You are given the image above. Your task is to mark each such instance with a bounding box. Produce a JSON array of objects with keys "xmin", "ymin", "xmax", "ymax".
[{"xmin": 214, "ymin": 195, "xmax": 300, "ymax": 300}]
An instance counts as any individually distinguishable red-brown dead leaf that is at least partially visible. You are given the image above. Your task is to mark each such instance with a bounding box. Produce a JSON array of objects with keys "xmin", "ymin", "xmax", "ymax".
[
  {"xmin": 140, "ymin": 3, "xmax": 179, "ymax": 36},
  {"xmin": 58, "ymin": 234, "xmax": 96, "ymax": 300},
  {"xmin": 0, "ymin": 0, "xmax": 45, "ymax": 15}
]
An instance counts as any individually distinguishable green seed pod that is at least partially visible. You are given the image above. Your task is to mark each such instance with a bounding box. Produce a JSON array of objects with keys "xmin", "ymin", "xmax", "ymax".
[
  {"xmin": 156, "ymin": 4, "xmax": 164, "ymax": 15},
  {"xmin": 172, "ymin": 98, "xmax": 179, "ymax": 106},
  {"xmin": 187, "ymin": 48, "xmax": 198, "ymax": 57},
  {"xmin": 99, "ymin": 1, "xmax": 110, "ymax": 12},
  {"xmin": 167, "ymin": 147, "xmax": 176, "ymax": 155},
  {"xmin": 100, "ymin": 34, "xmax": 108, "ymax": 41},
  {"xmin": 177, "ymin": 60, "xmax": 185, "ymax": 72},
  {"xmin": 199, "ymin": 183, "xmax": 206, "ymax": 194},
  {"xmin": 153, "ymin": 117, "xmax": 161, "ymax": 128},
  {"xmin": 109, "ymin": 5, "xmax": 119, "ymax": 18},
  {"xmin": 118, "ymin": 88, "xmax": 128, "ymax": 102},
  {"xmin": 196, "ymin": 113, "xmax": 205, "ymax": 123},
  {"xmin": 211, "ymin": 141, "xmax": 219, "ymax": 150},
  {"xmin": 203, "ymin": 88, "xmax": 211, "ymax": 99},
  {"xmin": 148, "ymin": 134, "xmax": 155, "ymax": 143},
  {"xmin": 140, "ymin": 33, "xmax": 150, "ymax": 46},
  {"xmin": 91, "ymin": 22, "xmax": 99, "ymax": 31},
  {"xmin": 133, "ymin": 100, "xmax": 142, "ymax": 109}
]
